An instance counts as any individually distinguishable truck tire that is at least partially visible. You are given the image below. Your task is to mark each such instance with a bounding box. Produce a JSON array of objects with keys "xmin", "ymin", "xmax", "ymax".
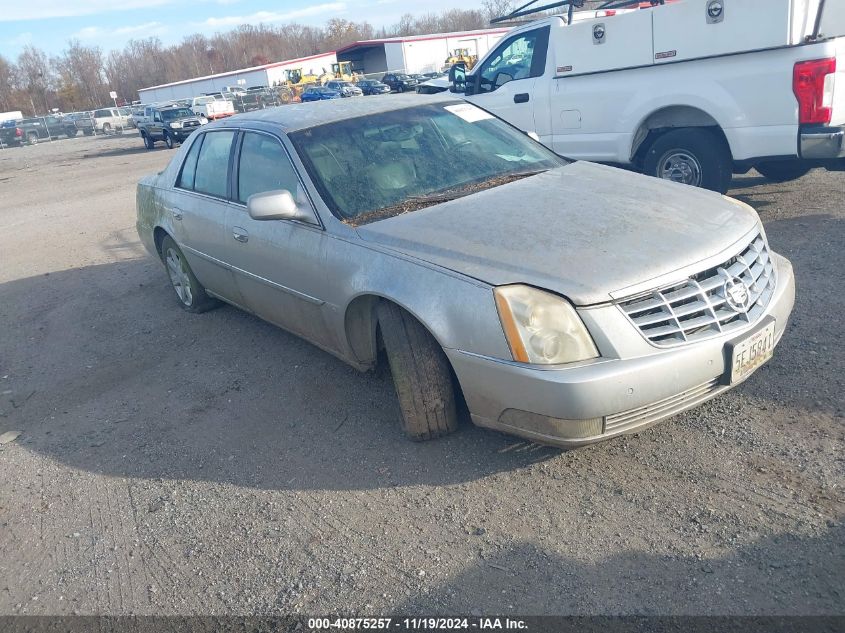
[
  {"xmin": 26, "ymin": 132, "xmax": 38, "ymax": 145},
  {"xmin": 160, "ymin": 236, "xmax": 219, "ymax": 313},
  {"xmin": 755, "ymin": 160, "xmax": 811, "ymax": 183},
  {"xmin": 102, "ymin": 123, "xmax": 111, "ymax": 134},
  {"xmin": 642, "ymin": 128, "xmax": 732, "ymax": 194},
  {"xmin": 66, "ymin": 128, "xmax": 78, "ymax": 138},
  {"xmin": 141, "ymin": 131, "xmax": 154, "ymax": 149},
  {"xmin": 163, "ymin": 131, "xmax": 175, "ymax": 149},
  {"xmin": 376, "ymin": 301, "xmax": 459, "ymax": 442}
]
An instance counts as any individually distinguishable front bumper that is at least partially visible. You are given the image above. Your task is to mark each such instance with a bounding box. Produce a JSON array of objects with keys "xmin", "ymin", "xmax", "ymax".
[
  {"xmin": 800, "ymin": 124, "xmax": 845, "ymax": 159},
  {"xmin": 447, "ymin": 253, "xmax": 795, "ymax": 448}
]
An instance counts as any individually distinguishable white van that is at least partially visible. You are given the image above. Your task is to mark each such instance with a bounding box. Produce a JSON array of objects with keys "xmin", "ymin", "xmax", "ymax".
[{"xmin": 452, "ymin": 0, "xmax": 845, "ymax": 191}]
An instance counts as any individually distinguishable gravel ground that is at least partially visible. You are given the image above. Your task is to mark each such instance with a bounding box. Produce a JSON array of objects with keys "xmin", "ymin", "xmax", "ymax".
[{"xmin": 0, "ymin": 133, "xmax": 842, "ymax": 616}]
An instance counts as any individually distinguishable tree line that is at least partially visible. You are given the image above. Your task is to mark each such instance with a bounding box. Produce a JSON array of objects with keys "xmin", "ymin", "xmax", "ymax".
[{"xmin": 0, "ymin": 0, "xmax": 605, "ymax": 116}]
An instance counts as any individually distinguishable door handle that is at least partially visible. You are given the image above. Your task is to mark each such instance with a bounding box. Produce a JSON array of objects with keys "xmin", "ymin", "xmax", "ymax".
[
  {"xmin": 232, "ymin": 228, "xmax": 249, "ymax": 243},
  {"xmin": 514, "ymin": 93, "xmax": 530, "ymax": 104},
  {"xmin": 169, "ymin": 208, "xmax": 183, "ymax": 221}
]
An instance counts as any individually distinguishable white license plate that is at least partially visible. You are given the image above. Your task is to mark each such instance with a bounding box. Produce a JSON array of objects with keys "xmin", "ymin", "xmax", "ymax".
[{"xmin": 730, "ymin": 320, "xmax": 776, "ymax": 384}]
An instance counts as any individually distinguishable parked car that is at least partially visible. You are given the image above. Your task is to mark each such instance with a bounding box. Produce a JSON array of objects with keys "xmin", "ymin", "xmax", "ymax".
[
  {"xmin": 190, "ymin": 95, "xmax": 235, "ymax": 120},
  {"xmin": 136, "ymin": 96, "xmax": 795, "ymax": 448},
  {"xmin": 380, "ymin": 73, "xmax": 419, "ymax": 92},
  {"xmin": 217, "ymin": 87, "xmax": 263, "ymax": 113},
  {"xmin": 0, "ymin": 121, "xmax": 23, "ymax": 147},
  {"xmin": 92, "ymin": 107, "xmax": 132, "ymax": 134},
  {"xmin": 136, "ymin": 104, "xmax": 205, "ymax": 149},
  {"xmin": 416, "ymin": 75, "xmax": 451, "ymax": 95},
  {"xmin": 450, "ymin": 0, "xmax": 845, "ymax": 192},
  {"xmin": 300, "ymin": 86, "xmax": 341, "ymax": 102},
  {"xmin": 324, "ymin": 80, "xmax": 363, "ymax": 98},
  {"xmin": 356, "ymin": 79, "xmax": 391, "ymax": 96},
  {"xmin": 118, "ymin": 107, "xmax": 137, "ymax": 129},
  {"xmin": 64, "ymin": 111, "xmax": 95, "ymax": 136},
  {"xmin": 17, "ymin": 115, "xmax": 77, "ymax": 143}
]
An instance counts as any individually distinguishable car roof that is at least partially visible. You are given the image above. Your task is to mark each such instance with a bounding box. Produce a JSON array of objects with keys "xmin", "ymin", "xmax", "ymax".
[{"xmin": 227, "ymin": 94, "xmax": 456, "ymax": 132}]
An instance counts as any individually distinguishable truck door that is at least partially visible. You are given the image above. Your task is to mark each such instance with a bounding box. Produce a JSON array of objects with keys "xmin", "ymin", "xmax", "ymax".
[{"xmin": 465, "ymin": 26, "xmax": 550, "ymax": 136}]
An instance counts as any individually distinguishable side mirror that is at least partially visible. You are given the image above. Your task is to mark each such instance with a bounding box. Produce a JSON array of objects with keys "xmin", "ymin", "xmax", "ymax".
[
  {"xmin": 247, "ymin": 189, "xmax": 317, "ymax": 224},
  {"xmin": 448, "ymin": 63, "xmax": 467, "ymax": 93}
]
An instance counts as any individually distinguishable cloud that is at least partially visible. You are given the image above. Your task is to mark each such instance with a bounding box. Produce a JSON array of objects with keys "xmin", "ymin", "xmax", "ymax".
[
  {"xmin": 72, "ymin": 22, "xmax": 167, "ymax": 40},
  {"xmin": 195, "ymin": 2, "xmax": 346, "ymax": 28},
  {"xmin": 0, "ymin": 0, "xmax": 174, "ymax": 21}
]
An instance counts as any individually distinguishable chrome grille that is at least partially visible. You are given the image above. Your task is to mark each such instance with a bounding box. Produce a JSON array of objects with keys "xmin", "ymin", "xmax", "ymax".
[{"xmin": 619, "ymin": 232, "xmax": 775, "ymax": 347}]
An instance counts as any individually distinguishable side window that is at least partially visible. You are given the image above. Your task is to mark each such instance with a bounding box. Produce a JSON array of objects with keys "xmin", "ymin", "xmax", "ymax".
[
  {"xmin": 176, "ymin": 134, "xmax": 204, "ymax": 191},
  {"xmin": 237, "ymin": 132, "xmax": 299, "ymax": 204},
  {"xmin": 194, "ymin": 130, "xmax": 235, "ymax": 198},
  {"xmin": 477, "ymin": 28, "xmax": 548, "ymax": 92},
  {"xmin": 153, "ymin": 111, "xmax": 162, "ymax": 122}
]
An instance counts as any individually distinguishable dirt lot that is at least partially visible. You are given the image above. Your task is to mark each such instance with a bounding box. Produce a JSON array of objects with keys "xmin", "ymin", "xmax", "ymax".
[{"xmin": 0, "ymin": 133, "xmax": 842, "ymax": 616}]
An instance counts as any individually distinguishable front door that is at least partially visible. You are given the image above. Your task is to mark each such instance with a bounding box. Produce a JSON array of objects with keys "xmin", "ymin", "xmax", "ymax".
[
  {"xmin": 224, "ymin": 130, "xmax": 335, "ymax": 351},
  {"xmin": 465, "ymin": 26, "xmax": 550, "ymax": 135}
]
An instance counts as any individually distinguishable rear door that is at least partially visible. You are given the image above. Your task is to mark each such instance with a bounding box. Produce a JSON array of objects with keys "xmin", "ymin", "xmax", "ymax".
[
  {"xmin": 465, "ymin": 26, "xmax": 550, "ymax": 135},
  {"xmin": 224, "ymin": 130, "xmax": 334, "ymax": 350},
  {"xmin": 168, "ymin": 129, "xmax": 244, "ymax": 304}
]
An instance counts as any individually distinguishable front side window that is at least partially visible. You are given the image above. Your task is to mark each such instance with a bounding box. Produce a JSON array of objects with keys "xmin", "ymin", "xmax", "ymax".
[
  {"xmin": 290, "ymin": 102, "xmax": 564, "ymax": 225},
  {"xmin": 477, "ymin": 28, "xmax": 548, "ymax": 92},
  {"xmin": 236, "ymin": 132, "xmax": 299, "ymax": 204},
  {"xmin": 94, "ymin": 109, "xmax": 110, "ymax": 118},
  {"xmin": 193, "ymin": 131, "xmax": 235, "ymax": 198}
]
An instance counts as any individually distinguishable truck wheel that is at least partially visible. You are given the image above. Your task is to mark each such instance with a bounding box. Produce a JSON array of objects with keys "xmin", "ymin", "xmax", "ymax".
[
  {"xmin": 66, "ymin": 129, "xmax": 78, "ymax": 138},
  {"xmin": 376, "ymin": 302, "xmax": 459, "ymax": 441},
  {"xmin": 160, "ymin": 236, "xmax": 219, "ymax": 313},
  {"xmin": 163, "ymin": 131, "xmax": 175, "ymax": 149},
  {"xmin": 755, "ymin": 161, "xmax": 811, "ymax": 183},
  {"xmin": 26, "ymin": 132, "xmax": 38, "ymax": 145},
  {"xmin": 141, "ymin": 132, "xmax": 154, "ymax": 149},
  {"xmin": 642, "ymin": 129, "xmax": 732, "ymax": 194},
  {"xmin": 102, "ymin": 123, "xmax": 111, "ymax": 135}
]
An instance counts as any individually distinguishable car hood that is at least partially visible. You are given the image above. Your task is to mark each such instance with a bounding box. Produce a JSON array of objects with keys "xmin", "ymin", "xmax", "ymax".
[{"xmin": 355, "ymin": 162, "xmax": 759, "ymax": 305}]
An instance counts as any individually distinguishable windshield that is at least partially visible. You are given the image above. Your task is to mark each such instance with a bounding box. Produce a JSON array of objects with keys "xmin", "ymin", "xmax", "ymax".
[
  {"xmin": 289, "ymin": 102, "xmax": 565, "ymax": 225},
  {"xmin": 161, "ymin": 108, "xmax": 194, "ymax": 121}
]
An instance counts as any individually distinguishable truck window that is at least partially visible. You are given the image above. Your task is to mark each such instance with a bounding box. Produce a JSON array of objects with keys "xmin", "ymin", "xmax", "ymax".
[{"xmin": 476, "ymin": 27, "xmax": 549, "ymax": 93}]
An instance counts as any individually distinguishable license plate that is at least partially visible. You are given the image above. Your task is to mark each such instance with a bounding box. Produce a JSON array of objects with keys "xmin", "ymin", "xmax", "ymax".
[{"xmin": 729, "ymin": 320, "xmax": 776, "ymax": 384}]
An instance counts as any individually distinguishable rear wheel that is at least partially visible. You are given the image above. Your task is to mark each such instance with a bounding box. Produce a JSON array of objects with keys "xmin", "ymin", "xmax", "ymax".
[
  {"xmin": 66, "ymin": 128, "xmax": 78, "ymax": 138},
  {"xmin": 160, "ymin": 236, "xmax": 219, "ymax": 313},
  {"xmin": 163, "ymin": 131, "xmax": 175, "ymax": 149},
  {"xmin": 142, "ymin": 131, "xmax": 154, "ymax": 149},
  {"xmin": 26, "ymin": 132, "xmax": 38, "ymax": 145},
  {"xmin": 755, "ymin": 160, "xmax": 811, "ymax": 183},
  {"xmin": 377, "ymin": 302, "xmax": 459, "ymax": 441},
  {"xmin": 642, "ymin": 128, "xmax": 733, "ymax": 193},
  {"xmin": 102, "ymin": 123, "xmax": 112, "ymax": 135}
]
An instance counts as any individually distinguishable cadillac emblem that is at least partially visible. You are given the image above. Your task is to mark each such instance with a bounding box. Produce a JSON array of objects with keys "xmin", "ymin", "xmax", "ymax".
[{"xmin": 723, "ymin": 276, "xmax": 751, "ymax": 313}]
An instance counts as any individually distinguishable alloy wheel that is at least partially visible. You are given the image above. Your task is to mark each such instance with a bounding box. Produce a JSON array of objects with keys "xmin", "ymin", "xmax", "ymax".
[{"xmin": 166, "ymin": 248, "xmax": 193, "ymax": 306}]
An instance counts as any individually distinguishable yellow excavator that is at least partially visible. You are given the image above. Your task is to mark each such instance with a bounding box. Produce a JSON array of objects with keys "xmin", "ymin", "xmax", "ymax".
[{"xmin": 443, "ymin": 48, "xmax": 477, "ymax": 72}]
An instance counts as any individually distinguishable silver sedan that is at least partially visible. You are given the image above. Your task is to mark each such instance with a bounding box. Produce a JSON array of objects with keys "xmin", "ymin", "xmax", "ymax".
[{"xmin": 136, "ymin": 95, "xmax": 795, "ymax": 447}]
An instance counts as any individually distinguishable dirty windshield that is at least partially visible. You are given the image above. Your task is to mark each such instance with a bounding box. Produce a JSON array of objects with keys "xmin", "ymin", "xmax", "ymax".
[{"xmin": 289, "ymin": 102, "xmax": 565, "ymax": 225}]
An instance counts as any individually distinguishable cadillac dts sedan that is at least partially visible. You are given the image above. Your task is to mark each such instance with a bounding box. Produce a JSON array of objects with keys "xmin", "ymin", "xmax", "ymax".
[{"xmin": 136, "ymin": 95, "xmax": 795, "ymax": 447}]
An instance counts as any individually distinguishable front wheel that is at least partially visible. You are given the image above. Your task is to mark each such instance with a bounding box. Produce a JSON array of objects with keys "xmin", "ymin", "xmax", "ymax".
[
  {"xmin": 160, "ymin": 236, "xmax": 219, "ymax": 313},
  {"xmin": 755, "ymin": 160, "xmax": 811, "ymax": 183},
  {"xmin": 642, "ymin": 128, "xmax": 733, "ymax": 193},
  {"xmin": 377, "ymin": 302, "xmax": 459, "ymax": 441}
]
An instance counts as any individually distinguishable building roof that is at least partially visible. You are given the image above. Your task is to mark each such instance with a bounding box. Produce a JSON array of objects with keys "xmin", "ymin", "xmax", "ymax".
[
  {"xmin": 336, "ymin": 28, "xmax": 510, "ymax": 54},
  {"xmin": 216, "ymin": 93, "xmax": 457, "ymax": 132},
  {"xmin": 138, "ymin": 51, "xmax": 337, "ymax": 93}
]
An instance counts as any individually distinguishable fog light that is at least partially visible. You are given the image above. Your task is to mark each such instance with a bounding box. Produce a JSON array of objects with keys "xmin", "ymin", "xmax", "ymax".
[{"xmin": 499, "ymin": 409, "xmax": 603, "ymax": 440}]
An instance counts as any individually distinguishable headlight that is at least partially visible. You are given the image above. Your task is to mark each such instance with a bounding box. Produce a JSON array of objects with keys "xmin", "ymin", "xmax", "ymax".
[
  {"xmin": 169, "ymin": 121, "xmax": 183, "ymax": 129},
  {"xmin": 494, "ymin": 285, "xmax": 599, "ymax": 365}
]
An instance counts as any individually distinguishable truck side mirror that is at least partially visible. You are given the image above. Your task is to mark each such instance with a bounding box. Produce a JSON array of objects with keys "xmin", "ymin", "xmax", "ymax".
[{"xmin": 449, "ymin": 64, "xmax": 466, "ymax": 93}]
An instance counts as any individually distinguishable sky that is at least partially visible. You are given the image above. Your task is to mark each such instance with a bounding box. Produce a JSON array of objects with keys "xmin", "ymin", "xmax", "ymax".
[{"xmin": 0, "ymin": 0, "xmax": 467, "ymax": 59}]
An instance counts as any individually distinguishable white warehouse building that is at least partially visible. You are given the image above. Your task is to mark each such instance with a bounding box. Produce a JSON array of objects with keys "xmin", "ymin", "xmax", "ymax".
[
  {"xmin": 137, "ymin": 51, "xmax": 338, "ymax": 103},
  {"xmin": 336, "ymin": 28, "xmax": 510, "ymax": 76}
]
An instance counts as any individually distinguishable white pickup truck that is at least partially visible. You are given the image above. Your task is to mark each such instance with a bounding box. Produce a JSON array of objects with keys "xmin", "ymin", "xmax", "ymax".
[
  {"xmin": 452, "ymin": 0, "xmax": 845, "ymax": 192},
  {"xmin": 189, "ymin": 95, "xmax": 235, "ymax": 120}
]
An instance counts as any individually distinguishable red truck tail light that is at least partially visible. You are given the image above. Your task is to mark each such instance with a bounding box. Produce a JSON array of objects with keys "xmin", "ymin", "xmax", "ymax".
[
  {"xmin": 793, "ymin": 58, "xmax": 836, "ymax": 125},
  {"xmin": 15, "ymin": 128, "xmax": 22, "ymax": 137}
]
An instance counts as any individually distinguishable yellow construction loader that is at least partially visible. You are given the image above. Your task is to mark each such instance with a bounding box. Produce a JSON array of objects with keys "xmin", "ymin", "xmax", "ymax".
[{"xmin": 443, "ymin": 48, "xmax": 477, "ymax": 73}]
